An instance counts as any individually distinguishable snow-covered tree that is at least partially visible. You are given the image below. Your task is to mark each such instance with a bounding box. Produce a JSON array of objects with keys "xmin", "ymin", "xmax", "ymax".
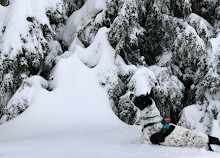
[
  {"xmin": 0, "ymin": 0, "xmax": 66, "ymax": 122},
  {"xmin": 64, "ymin": 0, "xmax": 86, "ymax": 16},
  {"xmin": 0, "ymin": 0, "xmax": 220, "ymax": 136},
  {"xmin": 92, "ymin": 0, "xmax": 220, "ymax": 128},
  {"xmin": 191, "ymin": 0, "xmax": 218, "ymax": 25},
  {"xmin": 108, "ymin": 0, "xmax": 145, "ymax": 65},
  {"xmin": 96, "ymin": 0, "xmax": 188, "ymax": 123}
]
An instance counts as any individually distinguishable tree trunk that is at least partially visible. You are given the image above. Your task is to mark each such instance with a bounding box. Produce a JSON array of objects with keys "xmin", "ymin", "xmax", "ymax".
[{"xmin": 0, "ymin": 0, "xmax": 9, "ymax": 6}]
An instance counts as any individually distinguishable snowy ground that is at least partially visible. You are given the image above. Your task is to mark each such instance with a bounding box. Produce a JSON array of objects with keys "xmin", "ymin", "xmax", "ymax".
[
  {"xmin": 1, "ymin": 126, "xmax": 220, "ymax": 158},
  {"xmin": 0, "ymin": 28, "xmax": 220, "ymax": 158}
]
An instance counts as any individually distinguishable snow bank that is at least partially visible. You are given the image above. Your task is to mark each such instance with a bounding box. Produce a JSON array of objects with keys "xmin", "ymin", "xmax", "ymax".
[
  {"xmin": 179, "ymin": 100, "xmax": 220, "ymax": 139},
  {"xmin": 0, "ymin": 76, "xmax": 50, "ymax": 123},
  {"xmin": 178, "ymin": 104, "xmax": 210, "ymax": 134},
  {"xmin": 0, "ymin": 27, "xmax": 123, "ymax": 140}
]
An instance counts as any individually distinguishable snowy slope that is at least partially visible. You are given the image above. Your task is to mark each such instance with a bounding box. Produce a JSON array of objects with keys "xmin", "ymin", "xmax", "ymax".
[{"xmin": 0, "ymin": 27, "xmax": 220, "ymax": 158}]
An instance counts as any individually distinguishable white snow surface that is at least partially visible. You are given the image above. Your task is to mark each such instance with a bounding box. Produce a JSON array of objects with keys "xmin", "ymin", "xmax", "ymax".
[
  {"xmin": 0, "ymin": 28, "xmax": 220, "ymax": 158},
  {"xmin": 129, "ymin": 67, "xmax": 157, "ymax": 96},
  {"xmin": 179, "ymin": 104, "xmax": 208, "ymax": 133}
]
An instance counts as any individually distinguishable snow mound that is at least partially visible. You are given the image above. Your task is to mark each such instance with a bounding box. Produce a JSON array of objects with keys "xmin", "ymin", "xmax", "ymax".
[
  {"xmin": 0, "ymin": 76, "xmax": 49, "ymax": 123},
  {"xmin": 129, "ymin": 67, "xmax": 157, "ymax": 96},
  {"xmin": 0, "ymin": 27, "xmax": 124, "ymax": 141}
]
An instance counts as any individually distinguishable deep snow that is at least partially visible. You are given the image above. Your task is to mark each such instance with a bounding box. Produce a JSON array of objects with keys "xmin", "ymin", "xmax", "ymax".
[{"xmin": 0, "ymin": 28, "xmax": 220, "ymax": 158}]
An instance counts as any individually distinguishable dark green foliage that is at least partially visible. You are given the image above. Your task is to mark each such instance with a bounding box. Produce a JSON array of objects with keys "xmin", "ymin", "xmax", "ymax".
[
  {"xmin": 46, "ymin": 7, "xmax": 66, "ymax": 26},
  {"xmin": 107, "ymin": 72, "xmax": 138, "ymax": 125},
  {"xmin": 98, "ymin": 0, "xmax": 189, "ymax": 123},
  {"xmin": 0, "ymin": 3, "xmax": 65, "ymax": 123},
  {"xmin": 95, "ymin": 0, "xmax": 220, "ymax": 127},
  {"xmin": 27, "ymin": 17, "xmax": 35, "ymax": 23},
  {"xmin": 64, "ymin": 0, "xmax": 86, "ymax": 17},
  {"xmin": 170, "ymin": 0, "xmax": 192, "ymax": 18},
  {"xmin": 107, "ymin": 0, "xmax": 145, "ymax": 65},
  {"xmin": 191, "ymin": 0, "xmax": 218, "ymax": 25},
  {"xmin": 99, "ymin": 0, "xmax": 193, "ymax": 66}
]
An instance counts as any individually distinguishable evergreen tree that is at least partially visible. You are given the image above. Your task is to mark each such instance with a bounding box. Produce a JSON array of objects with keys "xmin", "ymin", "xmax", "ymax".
[
  {"xmin": 191, "ymin": 0, "xmax": 218, "ymax": 25},
  {"xmin": 1, "ymin": 0, "xmax": 220, "ymax": 134},
  {"xmin": 107, "ymin": 0, "xmax": 145, "ymax": 65},
  {"xmin": 0, "ymin": 0, "xmax": 66, "ymax": 122},
  {"xmin": 95, "ymin": 0, "xmax": 220, "ymax": 127},
  {"xmin": 96, "ymin": 0, "xmax": 189, "ymax": 123}
]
